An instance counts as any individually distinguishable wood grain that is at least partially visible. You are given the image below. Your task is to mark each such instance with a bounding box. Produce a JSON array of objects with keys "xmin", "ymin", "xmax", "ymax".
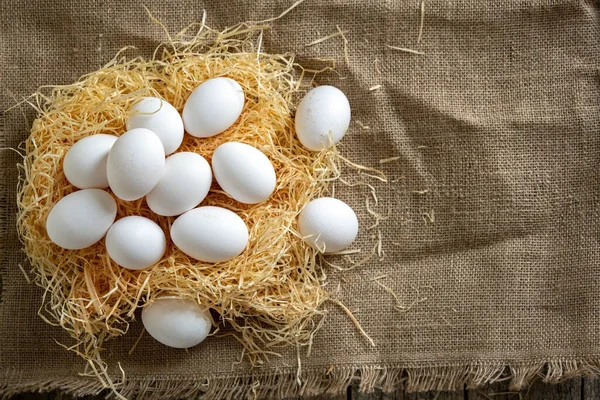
[
  {"xmin": 351, "ymin": 383, "xmax": 465, "ymax": 400},
  {"xmin": 4, "ymin": 376, "xmax": 600, "ymax": 398},
  {"xmin": 583, "ymin": 378, "xmax": 600, "ymax": 400},
  {"xmin": 468, "ymin": 378, "xmax": 582, "ymax": 400}
]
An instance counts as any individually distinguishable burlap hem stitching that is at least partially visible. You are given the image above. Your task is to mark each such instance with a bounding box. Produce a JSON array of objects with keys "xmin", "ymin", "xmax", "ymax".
[{"xmin": 2, "ymin": 359, "xmax": 600, "ymax": 399}]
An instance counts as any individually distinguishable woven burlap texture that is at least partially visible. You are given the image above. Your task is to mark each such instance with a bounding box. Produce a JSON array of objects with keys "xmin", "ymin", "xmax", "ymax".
[{"xmin": 1, "ymin": 0, "xmax": 600, "ymax": 398}]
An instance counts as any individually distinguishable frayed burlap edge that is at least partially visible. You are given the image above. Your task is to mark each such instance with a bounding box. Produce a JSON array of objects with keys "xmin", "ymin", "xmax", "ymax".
[{"xmin": 2, "ymin": 360, "xmax": 600, "ymax": 399}]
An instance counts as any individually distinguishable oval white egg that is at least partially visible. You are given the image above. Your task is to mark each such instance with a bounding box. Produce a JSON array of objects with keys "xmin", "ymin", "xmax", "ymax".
[
  {"xmin": 171, "ymin": 206, "xmax": 248, "ymax": 263},
  {"xmin": 212, "ymin": 142, "xmax": 276, "ymax": 204},
  {"xmin": 182, "ymin": 78, "xmax": 245, "ymax": 138},
  {"xmin": 46, "ymin": 189, "xmax": 117, "ymax": 250},
  {"xmin": 106, "ymin": 128, "xmax": 165, "ymax": 201},
  {"xmin": 105, "ymin": 216, "xmax": 166, "ymax": 270},
  {"xmin": 126, "ymin": 97, "xmax": 184, "ymax": 155},
  {"xmin": 295, "ymin": 85, "xmax": 351, "ymax": 151},
  {"xmin": 63, "ymin": 134, "xmax": 118, "ymax": 189},
  {"xmin": 142, "ymin": 296, "xmax": 212, "ymax": 349},
  {"xmin": 298, "ymin": 197, "xmax": 358, "ymax": 253},
  {"xmin": 146, "ymin": 152, "xmax": 212, "ymax": 216}
]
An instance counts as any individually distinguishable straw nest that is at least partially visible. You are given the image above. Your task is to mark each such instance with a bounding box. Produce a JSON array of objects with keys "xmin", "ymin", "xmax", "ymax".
[{"xmin": 16, "ymin": 21, "xmax": 346, "ymax": 378}]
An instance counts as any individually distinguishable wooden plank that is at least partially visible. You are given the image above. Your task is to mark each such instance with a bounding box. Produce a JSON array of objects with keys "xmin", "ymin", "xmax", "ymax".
[
  {"xmin": 10, "ymin": 393, "xmax": 49, "ymax": 400},
  {"xmin": 583, "ymin": 377, "xmax": 600, "ymax": 400},
  {"xmin": 468, "ymin": 378, "xmax": 582, "ymax": 400},
  {"xmin": 402, "ymin": 390, "xmax": 465, "ymax": 400},
  {"xmin": 526, "ymin": 379, "xmax": 581, "ymax": 400},
  {"xmin": 48, "ymin": 391, "xmax": 107, "ymax": 400},
  {"xmin": 351, "ymin": 383, "xmax": 465, "ymax": 400}
]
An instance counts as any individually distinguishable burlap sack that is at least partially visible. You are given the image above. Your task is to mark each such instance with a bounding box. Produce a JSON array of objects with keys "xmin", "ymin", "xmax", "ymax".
[{"xmin": 1, "ymin": 0, "xmax": 599, "ymax": 398}]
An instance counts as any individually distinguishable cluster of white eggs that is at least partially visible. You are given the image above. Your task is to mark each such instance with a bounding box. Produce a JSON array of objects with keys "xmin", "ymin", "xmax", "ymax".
[{"xmin": 45, "ymin": 79, "xmax": 359, "ymax": 348}]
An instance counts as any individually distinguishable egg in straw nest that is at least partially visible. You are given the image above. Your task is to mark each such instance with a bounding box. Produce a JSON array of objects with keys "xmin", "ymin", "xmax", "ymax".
[{"xmin": 16, "ymin": 13, "xmax": 381, "ymax": 394}]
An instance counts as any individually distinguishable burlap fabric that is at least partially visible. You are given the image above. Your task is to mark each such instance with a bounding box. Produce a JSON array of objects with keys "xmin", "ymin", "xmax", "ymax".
[{"xmin": 1, "ymin": 0, "xmax": 599, "ymax": 398}]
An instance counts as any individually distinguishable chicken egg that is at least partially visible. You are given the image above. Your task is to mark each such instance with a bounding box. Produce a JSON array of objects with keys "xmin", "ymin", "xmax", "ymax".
[
  {"xmin": 298, "ymin": 197, "xmax": 358, "ymax": 253},
  {"xmin": 146, "ymin": 152, "xmax": 212, "ymax": 217},
  {"xmin": 295, "ymin": 85, "xmax": 351, "ymax": 151},
  {"xmin": 182, "ymin": 78, "xmax": 245, "ymax": 138},
  {"xmin": 170, "ymin": 206, "xmax": 248, "ymax": 263},
  {"xmin": 105, "ymin": 216, "xmax": 166, "ymax": 270},
  {"xmin": 63, "ymin": 134, "xmax": 117, "ymax": 189},
  {"xmin": 212, "ymin": 142, "xmax": 276, "ymax": 204},
  {"xmin": 142, "ymin": 296, "xmax": 212, "ymax": 349},
  {"xmin": 106, "ymin": 128, "xmax": 165, "ymax": 201},
  {"xmin": 46, "ymin": 189, "xmax": 117, "ymax": 250},
  {"xmin": 126, "ymin": 97, "xmax": 184, "ymax": 155}
]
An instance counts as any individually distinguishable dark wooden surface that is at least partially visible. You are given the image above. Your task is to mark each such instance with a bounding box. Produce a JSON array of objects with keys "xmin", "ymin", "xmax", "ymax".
[{"xmin": 7, "ymin": 378, "xmax": 600, "ymax": 399}]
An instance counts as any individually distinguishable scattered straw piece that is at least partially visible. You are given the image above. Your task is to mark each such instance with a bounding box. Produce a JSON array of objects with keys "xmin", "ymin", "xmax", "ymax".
[
  {"xmin": 377, "ymin": 230, "xmax": 384, "ymax": 260},
  {"xmin": 395, "ymin": 286, "xmax": 429, "ymax": 314},
  {"xmin": 330, "ymin": 249, "xmax": 361, "ymax": 256},
  {"xmin": 257, "ymin": 0, "xmax": 307, "ymax": 23},
  {"xmin": 296, "ymin": 343, "xmax": 302, "ymax": 386},
  {"xmin": 379, "ymin": 156, "xmax": 401, "ymax": 164},
  {"xmin": 336, "ymin": 25, "xmax": 350, "ymax": 66},
  {"xmin": 369, "ymin": 84, "xmax": 382, "ymax": 91},
  {"xmin": 356, "ymin": 120, "xmax": 371, "ymax": 130},
  {"xmin": 373, "ymin": 58, "xmax": 382, "ymax": 75},
  {"xmin": 374, "ymin": 280, "xmax": 401, "ymax": 306},
  {"xmin": 305, "ymin": 30, "xmax": 347, "ymax": 47},
  {"xmin": 361, "ymin": 171, "xmax": 388, "ymax": 183},
  {"xmin": 417, "ymin": 0, "xmax": 425, "ymax": 44},
  {"xmin": 422, "ymin": 209, "xmax": 435, "ymax": 224},
  {"xmin": 386, "ymin": 45, "xmax": 425, "ymax": 55},
  {"xmin": 374, "ymin": 280, "xmax": 429, "ymax": 315},
  {"xmin": 18, "ymin": 264, "xmax": 31, "ymax": 284},
  {"xmin": 0, "ymin": 147, "xmax": 26, "ymax": 158},
  {"xmin": 340, "ymin": 178, "xmax": 377, "ymax": 205},
  {"xmin": 340, "ymin": 155, "xmax": 387, "ymax": 182},
  {"xmin": 330, "ymin": 299, "xmax": 375, "ymax": 347},
  {"xmin": 128, "ymin": 328, "xmax": 146, "ymax": 356},
  {"xmin": 366, "ymin": 198, "xmax": 390, "ymax": 230}
]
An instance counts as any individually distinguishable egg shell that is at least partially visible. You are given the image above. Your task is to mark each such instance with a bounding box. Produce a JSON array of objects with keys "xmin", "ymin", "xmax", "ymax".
[
  {"xmin": 126, "ymin": 97, "xmax": 184, "ymax": 155},
  {"xmin": 171, "ymin": 206, "xmax": 249, "ymax": 263},
  {"xmin": 182, "ymin": 78, "xmax": 245, "ymax": 138},
  {"xmin": 146, "ymin": 152, "xmax": 212, "ymax": 216},
  {"xmin": 295, "ymin": 85, "xmax": 351, "ymax": 151},
  {"xmin": 212, "ymin": 142, "xmax": 276, "ymax": 204},
  {"xmin": 105, "ymin": 216, "xmax": 166, "ymax": 270},
  {"xmin": 106, "ymin": 128, "xmax": 166, "ymax": 201},
  {"xmin": 142, "ymin": 296, "xmax": 212, "ymax": 349},
  {"xmin": 63, "ymin": 134, "xmax": 118, "ymax": 189},
  {"xmin": 298, "ymin": 197, "xmax": 358, "ymax": 253},
  {"xmin": 46, "ymin": 189, "xmax": 117, "ymax": 250}
]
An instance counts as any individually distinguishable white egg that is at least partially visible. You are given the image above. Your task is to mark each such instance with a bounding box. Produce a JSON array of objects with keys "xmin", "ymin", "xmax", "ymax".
[
  {"xmin": 126, "ymin": 97, "xmax": 184, "ymax": 155},
  {"xmin": 182, "ymin": 78, "xmax": 245, "ymax": 138},
  {"xmin": 63, "ymin": 134, "xmax": 118, "ymax": 189},
  {"xmin": 298, "ymin": 197, "xmax": 359, "ymax": 253},
  {"xmin": 171, "ymin": 206, "xmax": 248, "ymax": 263},
  {"xmin": 212, "ymin": 142, "xmax": 276, "ymax": 204},
  {"xmin": 105, "ymin": 216, "xmax": 166, "ymax": 270},
  {"xmin": 295, "ymin": 85, "xmax": 351, "ymax": 151},
  {"xmin": 146, "ymin": 152, "xmax": 212, "ymax": 217},
  {"xmin": 107, "ymin": 128, "xmax": 165, "ymax": 201},
  {"xmin": 142, "ymin": 296, "xmax": 212, "ymax": 349},
  {"xmin": 46, "ymin": 189, "xmax": 117, "ymax": 250}
]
